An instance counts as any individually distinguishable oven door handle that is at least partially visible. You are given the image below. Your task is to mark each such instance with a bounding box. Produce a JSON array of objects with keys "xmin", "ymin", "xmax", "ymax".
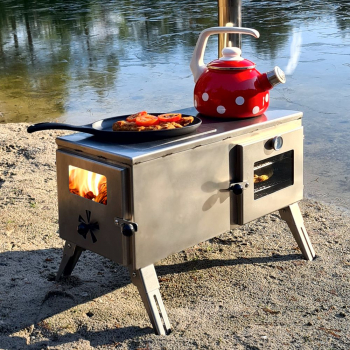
[
  {"xmin": 114, "ymin": 217, "xmax": 138, "ymax": 236},
  {"xmin": 221, "ymin": 181, "xmax": 249, "ymax": 195}
]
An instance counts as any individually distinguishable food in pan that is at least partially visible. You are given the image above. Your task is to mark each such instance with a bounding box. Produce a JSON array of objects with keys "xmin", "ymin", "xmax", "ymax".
[
  {"xmin": 158, "ymin": 113, "xmax": 182, "ymax": 122},
  {"xmin": 112, "ymin": 112, "xmax": 194, "ymax": 132},
  {"xmin": 126, "ymin": 111, "xmax": 147, "ymax": 122},
  {"xmin": 254, "ymin": 174, "xmax": 269, "ymax": 183}
]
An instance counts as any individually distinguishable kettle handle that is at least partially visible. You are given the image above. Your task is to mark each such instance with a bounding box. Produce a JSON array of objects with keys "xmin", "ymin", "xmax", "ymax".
[{"xmin": 190, "ymin": 27, "xmax": 260, "ymax": 83}]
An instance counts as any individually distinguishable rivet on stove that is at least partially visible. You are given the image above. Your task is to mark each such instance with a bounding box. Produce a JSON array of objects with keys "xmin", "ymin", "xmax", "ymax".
[
  {"xmin": 114, "ymin": 218, "xmax": 119, "ymax": 225},
  {"xmin": 245, "ymin": 183, "xmax": 249, "ymax": 188},
  {"xmin": 132, "ymin": 272, "xmax": 137, "ymax": 278},
  {"xmin": 67, "ymin": 243, "xmax": 71, "ymax": 248}
]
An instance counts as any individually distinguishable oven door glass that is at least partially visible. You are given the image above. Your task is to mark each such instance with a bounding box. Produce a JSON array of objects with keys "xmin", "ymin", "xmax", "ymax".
[{"xmin": 254, "ymin": 151, "xmax": 294, "ymax": 200}]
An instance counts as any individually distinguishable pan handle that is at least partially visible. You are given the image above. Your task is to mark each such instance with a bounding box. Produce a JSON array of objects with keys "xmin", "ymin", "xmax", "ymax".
[{"xmin": 27, "ymin": 122, "xmax": 93, "ymax": 134}]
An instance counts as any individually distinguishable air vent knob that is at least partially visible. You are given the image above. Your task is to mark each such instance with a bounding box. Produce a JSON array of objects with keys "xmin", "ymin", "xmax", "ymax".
[{"xmin": 77, "ymin": 222, "xmax": 89, "ymax": 235}]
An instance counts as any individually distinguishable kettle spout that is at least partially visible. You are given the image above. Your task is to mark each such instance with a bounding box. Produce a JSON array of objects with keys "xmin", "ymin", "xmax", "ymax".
[{"xmin": 262, "ymin": 66, "xmax": 286, "ymax": 89}]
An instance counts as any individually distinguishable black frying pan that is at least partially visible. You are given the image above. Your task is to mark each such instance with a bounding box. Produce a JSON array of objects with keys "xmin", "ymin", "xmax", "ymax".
[{"xmin": 27, "ymin": 113, "xmax": 201, "ymax": 142}]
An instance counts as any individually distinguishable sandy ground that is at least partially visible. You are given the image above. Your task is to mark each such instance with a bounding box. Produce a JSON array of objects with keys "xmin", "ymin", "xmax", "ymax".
[{"xmin": 0, "ymin": 123, "xmax": 350, "ymax": 350}]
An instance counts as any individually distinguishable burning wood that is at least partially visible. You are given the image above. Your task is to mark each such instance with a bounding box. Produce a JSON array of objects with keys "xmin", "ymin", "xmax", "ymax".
[
  {"xmin": 84, "ymin": 191, "xmax": 96, "ymax": 200},
  {"xmin": 69, "ymin": 187, "xmax": 79, "ymax": 196},
  {"xmin": 95, "ymin": 181, "xmax": 107, "ymax": 205}
]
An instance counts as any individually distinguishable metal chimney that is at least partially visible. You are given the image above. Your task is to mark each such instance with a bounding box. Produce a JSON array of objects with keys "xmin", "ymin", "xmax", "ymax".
[{"xmin": 218, "ymin": 0, "xmax": 242, "ymax": 56}]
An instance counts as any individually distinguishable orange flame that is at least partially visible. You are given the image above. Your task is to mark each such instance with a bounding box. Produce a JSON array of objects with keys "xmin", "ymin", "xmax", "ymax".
[{"xmin": 69, "ymin": 166, "xmax": 107, "ymax": 204}]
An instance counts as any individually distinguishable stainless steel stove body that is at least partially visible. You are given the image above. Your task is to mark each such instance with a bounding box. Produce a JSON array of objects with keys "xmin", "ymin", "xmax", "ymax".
[{"xmin": 55, "ymin": 109, "xmax": 315, "ymax": 335}]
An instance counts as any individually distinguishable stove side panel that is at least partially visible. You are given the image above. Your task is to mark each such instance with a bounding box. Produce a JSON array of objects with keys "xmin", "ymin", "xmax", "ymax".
[{"xmin": 132, "ymin": 141, "xmax": 230, "ymax": 270}]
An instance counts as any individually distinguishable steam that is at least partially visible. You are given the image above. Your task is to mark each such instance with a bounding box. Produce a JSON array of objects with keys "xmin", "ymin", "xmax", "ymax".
[{"xmin": 285, "ymin": 29, "xmax": 302, "ymax": 75}]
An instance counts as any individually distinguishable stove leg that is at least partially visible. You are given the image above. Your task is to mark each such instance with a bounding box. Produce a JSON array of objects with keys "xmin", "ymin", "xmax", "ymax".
[
  {"xmin": 56, "ymin": 241, "xmax": 84, "ymax": 281},
  {"xmin": 129, "ymin": 264, "xmax": 171, "ymax": 335},
  {"xmin": 279, "ymin": 203, "xmax": 316, "ymax": 261}
]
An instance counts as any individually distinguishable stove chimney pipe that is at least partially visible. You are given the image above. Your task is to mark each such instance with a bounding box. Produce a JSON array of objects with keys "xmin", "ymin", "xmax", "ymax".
[{"xmin": 218, "ymin": 0, "xmax": 242, "ymax": 57}]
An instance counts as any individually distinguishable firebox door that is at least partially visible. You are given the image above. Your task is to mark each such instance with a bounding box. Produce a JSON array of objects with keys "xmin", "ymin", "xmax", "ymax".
[
  {"xmin": 56, "ymin": 150, "xmax": 130, "ymax": 265},
  {"xmin": 231, "ymin": 127, "xmax": 304, "ymax": 225}
]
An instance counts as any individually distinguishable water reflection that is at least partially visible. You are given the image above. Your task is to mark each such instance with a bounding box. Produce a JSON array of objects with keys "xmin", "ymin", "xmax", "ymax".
[
  {"xmin": 1, "ymin": 0, "xmax": 349, "ymax": 124},
  {"xmin": 0, "ymin": 0, "xmax": 122, "ymax": 122},
  {"xmin": 0, "ymin": 0, "xmax": 218, "ymax": 123},
  {"xmin": 1, "ymin": 0, "xmax": 350, "ymax": 207}
]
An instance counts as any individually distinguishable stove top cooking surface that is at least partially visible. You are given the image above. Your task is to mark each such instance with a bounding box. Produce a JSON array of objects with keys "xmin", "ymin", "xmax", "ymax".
[{"xmin": 56, "ymin": 109, "xmax": 302, "ymax": 164}]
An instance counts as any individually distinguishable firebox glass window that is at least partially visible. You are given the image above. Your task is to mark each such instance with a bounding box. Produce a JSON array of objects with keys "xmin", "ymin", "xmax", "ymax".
[
  {"xmin": 68, "ymin": 166, "xmax": 107, "ymax": 205},
  {"xmin": 253, "ymin": 151, "xmax": 294, "ymax": 200}
]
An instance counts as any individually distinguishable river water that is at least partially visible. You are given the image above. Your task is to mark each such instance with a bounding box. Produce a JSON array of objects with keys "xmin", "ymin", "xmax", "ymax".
[{"xmin": 0, "ymin": 0, "xmax": 350, "ymax": 208}]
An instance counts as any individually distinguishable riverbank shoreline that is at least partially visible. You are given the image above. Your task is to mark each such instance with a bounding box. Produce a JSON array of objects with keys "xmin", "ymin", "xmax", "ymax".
[{"xmin": 0, "ymin": 123, "xmax": 349, "ymax": 349}]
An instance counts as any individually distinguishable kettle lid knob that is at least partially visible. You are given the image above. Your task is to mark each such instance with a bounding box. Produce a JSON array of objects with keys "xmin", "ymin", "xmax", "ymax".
[{"xmin": 220, "ymin": 47, "xmax": 244, "ymax": 61}]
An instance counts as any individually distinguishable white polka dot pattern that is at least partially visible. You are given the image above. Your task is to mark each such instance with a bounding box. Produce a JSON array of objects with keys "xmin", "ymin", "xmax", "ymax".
[
  {"xmin": 202, "ymin": 93, "xmax": 209, "ymax": 101},
  {"xmin": 194, "ymin": 99, "xmax": 197, "ymax": 108},
  {"xmin": 265, "ymin": 93, "xmax": 269, "ymax": 102},
  {"xmin": 235, "ymin": 96, "xmax": 244, "ymax": 105},
  {"xmin": 252, "ymin": 106, "xmax": 259, "ymax": 114},
  {"xmin": 217, "ymin": 105, "xmax": 226, "ymax": 114}
]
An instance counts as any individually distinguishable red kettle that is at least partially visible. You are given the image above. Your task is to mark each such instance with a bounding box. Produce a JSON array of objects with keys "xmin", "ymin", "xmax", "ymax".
[{"xmin": 190, "ymin": 27, "xmax": 286, "ymax": 119}]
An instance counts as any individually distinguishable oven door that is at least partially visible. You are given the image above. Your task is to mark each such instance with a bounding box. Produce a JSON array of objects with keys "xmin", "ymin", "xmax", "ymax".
[
  {"xmin": 56, "ymin": 150, "xmax": 130, "ymax": 265},
  {"xmin": 231, "ymin": 127, "xmax": 303, "ymax": 225}
]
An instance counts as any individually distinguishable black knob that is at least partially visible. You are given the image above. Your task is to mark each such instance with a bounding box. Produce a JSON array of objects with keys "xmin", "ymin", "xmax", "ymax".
[
  {"xmin": 122, "ymin": 223, "xmax": 135, "ymax": 237},
  {"xmin": 231, "ymin": 184, "xmax": 243, "ymax": 195},
  {"xmin": 77, "ymin": 222, "xmax": 89, "ymax": 236}
]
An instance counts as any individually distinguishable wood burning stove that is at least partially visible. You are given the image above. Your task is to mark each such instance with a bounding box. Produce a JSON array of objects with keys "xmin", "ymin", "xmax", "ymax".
[{"xmin": 52, "ymin": 109, "xmax": 315, "ymax": 335}]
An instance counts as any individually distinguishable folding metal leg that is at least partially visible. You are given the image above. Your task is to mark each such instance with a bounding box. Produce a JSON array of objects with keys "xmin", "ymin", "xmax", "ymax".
[
  {"xmin": 279, "ymin": 203, "xmax": 316, "ymax": 261},
  {"xmin": 129, "ymin": 264, "xmax": 171, "ymax": 335},
  {"xmin": 56, "ymin": 241, "xmax": 85, "ymax": 281}
]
